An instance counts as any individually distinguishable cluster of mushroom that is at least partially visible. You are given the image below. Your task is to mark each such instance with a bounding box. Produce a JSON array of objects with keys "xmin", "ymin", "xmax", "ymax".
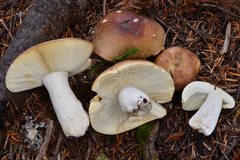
[
  {"xmin": 5, "ymin": 10, "xmax": 235, "ymax": 139},
  {"xmin": 90, "ymin": 10, "xmax": 176, "ymax": 134},
  {"xmin": 90, "ymin": 10, "xmax": 235, "ymax": 136}
]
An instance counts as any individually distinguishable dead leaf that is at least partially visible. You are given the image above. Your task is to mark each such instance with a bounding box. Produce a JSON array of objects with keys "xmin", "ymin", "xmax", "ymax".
[{"xmin": 165, "ymin": 131, "xmax": 185, "ymax": 142}]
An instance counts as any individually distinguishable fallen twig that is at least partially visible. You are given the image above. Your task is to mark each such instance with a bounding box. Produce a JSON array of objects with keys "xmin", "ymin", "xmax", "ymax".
[
  {"xmin": 9, "ymin": 102, "xmax": 19, "ymax": 129},
  {"xmin": 84, "ymin": 136, "xmax": 92, "ymax": 160},
  {"xmin": 202, "ymin": 4, "xmax": 240, "ymax": 22},
  {"xmin": 143, "ymin": 120, "xmax": 160, "ymax": 160},
  {"xmin": 35, "ymin": 120, "xmax": 53, "ymax": 160},
  {"xmin": 64, "ymin": 139, "xmax": 81, "ymax": 160},
  {"xmin": 220, "ymin": 103, "xmax": 240, "ymax": 123},
  {"xmin": 7, "ymin": 91, "xmax": 21, "ymax": 113},
  {"xmin": 220, "ymin": 123, "xmax": 240, "ymax": 132},
  {"xmin": 165, "ymin": 127, "xmax": 191, "ymax": 160},
  {"xmin": 162, "ymin": 14, "xmax": 198, "ymax": 33},
  {"xmin": 103, "ymin": 0, "xmax": 107, "ymax": 16},
  {"xmin": 220, "ymin": 22, "xmax": 231, "ymax": 55},
  {"xmin": 9, "ymin": 139, "xmax": 13, "ymax": 160},
  {"xmin": 237, "ymin": 78, "xmax": 240, "ymax": 101},
  {"xmin": 159, "ymin": 109, "xmax": 180, "ymax": 128},
  {"xmin": 89, "ymin": 128, "xmax": 98, "ymax": 144},
  {"xmin": 154, "ymin": 15, "xmax": 185, "ymax": 42},
  {"xmin": 8, "ymin": 7, "xmax": 14, "ymax": 41},
  {"xmin": 52, "ymin": 130, "xmax": 64, "ymax": 160},
  {"xmin": 219, "ymin": 146, "xmax": 229, "ymax": 160},
  {"xmin": 174, "ymin": 0, "xmax": 179, "ymax": 17},
  {"xmin": 173, "ymin": 127, "xmax": 191, "ymax": 155},
  {"xmin": 0, "ymin": 19, "xmax": 13, "ymax": 41},
  {"xmin": 220, "ymin": 137, "xmax": 240, "ymax": 160},
  {"xmin": 16, "ymin": 145, "xmax": 22, "ymax": 160}
]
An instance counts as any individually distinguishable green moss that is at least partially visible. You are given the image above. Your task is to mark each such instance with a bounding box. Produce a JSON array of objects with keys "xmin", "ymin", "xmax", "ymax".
[
  {"xmin": 137, "ymin": 121, "xmax": 155, "ymax": 143},
  {"xmin": 87, "ymin": 47, "xmax": 141, "ymax": 76},
  {"xmin": 137, "ymin": 121, "xmax": 155, "ymax": 153}
]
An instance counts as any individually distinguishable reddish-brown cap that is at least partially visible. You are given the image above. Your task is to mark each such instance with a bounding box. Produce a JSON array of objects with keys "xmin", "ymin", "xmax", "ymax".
[
  {"xmin": 92, "ymin": 10, "xmax": 166, "ymax": 61},
  {"xmin": 154, "ymin": 46, "xmax": 201, "ymax": 91}
]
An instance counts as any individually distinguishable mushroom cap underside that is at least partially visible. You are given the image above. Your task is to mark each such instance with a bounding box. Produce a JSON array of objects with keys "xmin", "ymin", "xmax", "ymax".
[
  {"xmin": 89, "ymin": 60, "xmax": 174, "ymax": 134},
  {"xmin": 92, "ymin": 10, "xmax": 166, "ymax": 61},
  {"xmin": 92, "ymin": 60, "xmax": 174, "ymax": 103},
  {"xmin": 6, "ymin": 38, "xmax": 94, "ymax": 92},
  {"xmin": 182, "ymin": 81, "xmax": 235, "ymax": 111},
  {"xmin": 90, "ymin": 95, "xmax": 167, "ymax": 134}
]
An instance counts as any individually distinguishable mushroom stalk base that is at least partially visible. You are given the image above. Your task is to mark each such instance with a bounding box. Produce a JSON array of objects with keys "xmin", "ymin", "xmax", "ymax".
[
  {"xmin": 189, "ymin": 90, "xmax": 222, "ymax": 136},
  {"xmin": 43, "ymin": 71, "xmax": 89, "ymax": 137},
  {"xmin": 118, "ymin": 85, "xmax": 152, "ymax": 116}
]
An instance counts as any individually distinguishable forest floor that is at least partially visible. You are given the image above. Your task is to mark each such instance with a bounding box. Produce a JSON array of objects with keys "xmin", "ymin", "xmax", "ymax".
[{"xmin": 0, "ymin": 0, "xmax": 240, "ymax": 159}]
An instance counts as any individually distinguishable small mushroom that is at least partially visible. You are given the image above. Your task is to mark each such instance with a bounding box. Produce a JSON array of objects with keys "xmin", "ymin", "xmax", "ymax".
[
  {"xmin": 89, "ymin": 60, "xmax": 174, "ymax": 135},
  {"xmin": 92, "ymin": 10, "xmax": 166, "ymax": 61},
  {"xmin": 182, "ymin": 81, "xmax": 235, "ymax": 136},
  {"xmin": 154, "ymin": 46, "xmax": 201, "ymax": 91},
  {"xmin": 6, "ymin": 38, "xmax": 94, "ymax": 137}
]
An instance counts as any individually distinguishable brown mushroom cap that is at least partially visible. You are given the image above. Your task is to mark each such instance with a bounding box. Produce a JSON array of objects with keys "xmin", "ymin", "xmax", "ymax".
[
  {"xmin": 154, "ymin": 46, "xmax": 201, "ymax": 91},
  {"xmin": 92, "ymin": 10, "xmax": 166, "ymax": 61}
]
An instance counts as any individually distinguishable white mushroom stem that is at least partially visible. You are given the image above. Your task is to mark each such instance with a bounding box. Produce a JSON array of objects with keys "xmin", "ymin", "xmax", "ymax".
[
  {"xmin": 189, "ymin": 89, "xmax": 222, "ymax": 136},
  {"xmin": 118, "ymin": 85, "xmax": 152, "ymax": 116},
  {"xmin": 43, "ymin": 71, "xmax": 89, "ymax": 137}
]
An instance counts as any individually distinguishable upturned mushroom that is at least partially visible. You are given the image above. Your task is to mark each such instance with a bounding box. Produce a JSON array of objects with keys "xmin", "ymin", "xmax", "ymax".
[
  {"xmin": 182, "ymin": 81, "xmax": 235, "ymax": 136},
  {"xmin": 92, "ymin": 10, "xmax": 166, "ymax": 61},
  {"xmin": 89, "ymin": 60, "xmax": 174, "ymax": 135},
  {"xmin": 6, "ymin": 38, "xmax": 94, "ymax": 137},
  {"xmin": 154, "ymin": 46, "xmax": 201, "ymax": 91}
]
